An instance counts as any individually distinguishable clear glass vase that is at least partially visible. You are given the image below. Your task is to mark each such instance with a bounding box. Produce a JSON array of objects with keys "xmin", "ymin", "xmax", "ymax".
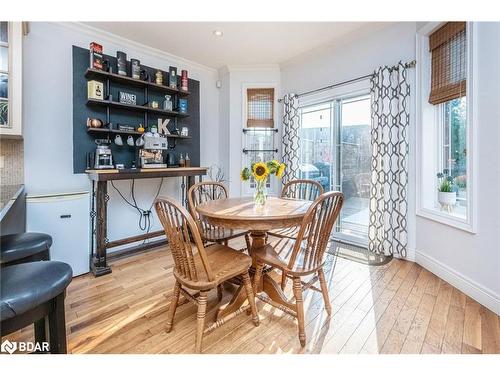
[{"xmin": 253, "ymin": 180, "xmax": 267, "ymax": 209}]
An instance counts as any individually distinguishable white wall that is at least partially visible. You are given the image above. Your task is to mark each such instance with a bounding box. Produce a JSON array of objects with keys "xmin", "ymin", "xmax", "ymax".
[
  {"xmin": 217, "ymin": 65, "xmax": 281, "ymax": 196},
  {"xmin": 23, "ymin": 22, "xmax": 220, "ymax": 244},
  {"xmin": 280, "ymin": 22, "xmax": 500, "ymax": 314},
  {"xmin": 415, "ymin": 22, "xmax": 500, "ymax": 314}
]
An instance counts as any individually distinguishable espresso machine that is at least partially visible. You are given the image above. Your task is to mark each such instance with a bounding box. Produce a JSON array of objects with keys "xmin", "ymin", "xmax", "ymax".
[
  {"xmin": 94, "ymin": 139, "xmax": 114, "ymax": 169},
  {"xmin": 138, "ymin": 130, "xmax": 168, "ymax": 168}
]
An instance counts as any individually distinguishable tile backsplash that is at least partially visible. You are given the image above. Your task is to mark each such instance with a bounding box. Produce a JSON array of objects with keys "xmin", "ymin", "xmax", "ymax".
[{"xmin": 0, "ymin": 139, "xmax": 24, "ymax": 185}]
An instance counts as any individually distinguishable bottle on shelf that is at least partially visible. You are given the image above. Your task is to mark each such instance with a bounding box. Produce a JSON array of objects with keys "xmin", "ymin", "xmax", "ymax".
[
  {"xmin": 179, "ymin": 153, "xmax": 185, "ymax": 167},
  {"xmin": 185, "ymin": 153, "xmax": 191, "ymax": 167}
]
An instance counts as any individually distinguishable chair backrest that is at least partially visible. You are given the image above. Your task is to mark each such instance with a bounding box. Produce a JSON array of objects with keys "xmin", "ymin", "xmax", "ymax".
[
  {"xmin": 188, "ymin": 181, "xmax": 228, "ymax": 233},
  {"xmin": 281, "ymin": 179, "xmax": 324, "ymax": 201},
  {"xmin": 288, "ymin": 191, "xmax": 344, "ymax": 273},
  {"xmin": 155, "ymin": 196, "xmax": 214, "ymax": 283}
]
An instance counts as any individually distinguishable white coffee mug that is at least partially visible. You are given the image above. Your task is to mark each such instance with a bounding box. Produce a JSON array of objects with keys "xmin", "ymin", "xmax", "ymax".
[
  {"xmin": 135, "ymin": 136, "xmax": 145, "ymax": 147},
  {"xmin": 114, "ymin": 134, "xmax": 123, "ymax": 146},
  {"xmin": 127, "ymin": 135, "xmax": 135, "ymax": 146}
]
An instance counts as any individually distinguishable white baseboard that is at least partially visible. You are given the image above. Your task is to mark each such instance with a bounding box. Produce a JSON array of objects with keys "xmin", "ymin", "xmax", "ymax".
[{"xmin": 415, "ymin": 250, "xmax": 500, "ymax": 315}]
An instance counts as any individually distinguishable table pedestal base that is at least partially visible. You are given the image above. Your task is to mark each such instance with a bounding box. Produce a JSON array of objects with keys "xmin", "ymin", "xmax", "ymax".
[{"xmin": 216, "ymin": 230, "xmax": 295, "ymax": 320}]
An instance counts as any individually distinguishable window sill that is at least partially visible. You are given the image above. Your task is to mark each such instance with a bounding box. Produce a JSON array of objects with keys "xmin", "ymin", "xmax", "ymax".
[{"xmin": 416, "ymin": 207, "xmax": 476, "ymax": 234}]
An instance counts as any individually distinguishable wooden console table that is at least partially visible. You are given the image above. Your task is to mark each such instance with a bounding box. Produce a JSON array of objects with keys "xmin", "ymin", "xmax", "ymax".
[{"xmin": 86, "ymin": 167, "xmax": 208, "ymax": 277}]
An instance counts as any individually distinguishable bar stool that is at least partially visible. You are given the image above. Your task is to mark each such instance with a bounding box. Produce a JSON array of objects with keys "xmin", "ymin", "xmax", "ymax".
[
  {"xmin": 0, "ymin": 232, "xmax": 52, "ymax": 267},
  {"xmin": 0, "ymin": 261, "xmax": 72, "ymax": 353}
]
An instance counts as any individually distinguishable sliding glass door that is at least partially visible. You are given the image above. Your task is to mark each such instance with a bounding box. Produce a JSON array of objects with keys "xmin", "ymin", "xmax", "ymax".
[{"xmin": 299, "ymin": 93, "xmax": 371, "ymax": 246}]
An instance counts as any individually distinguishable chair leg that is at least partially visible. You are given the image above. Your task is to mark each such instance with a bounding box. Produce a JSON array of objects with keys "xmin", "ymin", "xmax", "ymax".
[
  {"xmin": 217, "ymin": 284, "xmax": 223, "ymax": 302},
  {"xmin": 318, "ymin": 268, "xmax": 332, "ymax": 315},
  {"xmin": 253, "ymin": 261, "xmax": 264, "ymax": 293},
  {"xmin": 166, "ymin": 281, "xmax": 181, "ymax": 333},
  {"xmin": 195, "ymin": 291, "xmax": 208, "ymax": 354},
  {"xmin": 48, "ymin": 292, "xmax": 67, "ymax": 354},
  {"xmin": 244, "ymin": 234, "xmax": 251, "ymax": 252},
  {"xmin": 292, "ymin": 277, "xmax": 306, "ymax": 347},
  {"xmin": 281, "ymin": 271, "xmax": 288, "ymax": 290},
  {"xmin": 241, "ymin": 271, "xmax": 260, "ymax": 327},
  {"xmin": 34, "ymin": 317, "xmax": 47, "ymax": 349}
]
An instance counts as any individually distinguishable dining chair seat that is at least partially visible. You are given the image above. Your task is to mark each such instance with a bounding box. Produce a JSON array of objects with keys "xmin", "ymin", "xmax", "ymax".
[
  {"xmin": 253, "ymin": 238, "xmax": 325, "ymax": 276},
  {"xmin": 201, "ymin": 227, "xmax": 249, "ymax": 244},
  {"xmin": 267, "ymin": 226, "xmax": 302, "ymax": 240},
  {"xmin": 178, "ymin": 243, "xmax": 252, "ymax": 290}
]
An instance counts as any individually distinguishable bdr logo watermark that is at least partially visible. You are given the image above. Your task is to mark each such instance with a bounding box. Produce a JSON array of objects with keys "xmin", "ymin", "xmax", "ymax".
[{"xmin": 1, "ymin": 339, "xmax": 49, "ymax": 354}]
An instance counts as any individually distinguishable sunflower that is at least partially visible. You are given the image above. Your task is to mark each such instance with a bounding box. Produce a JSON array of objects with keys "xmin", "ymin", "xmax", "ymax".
[
  {"xmin": 240, "ymin": 167, "xmax": 250, "ymax": 181},
  {"xmin": 252, "ymin": 162, "xmax": 270, "ymax": 182},
  {"xmin": 276, "ymin": 163, "xmax": 286, "ymax": 178}
]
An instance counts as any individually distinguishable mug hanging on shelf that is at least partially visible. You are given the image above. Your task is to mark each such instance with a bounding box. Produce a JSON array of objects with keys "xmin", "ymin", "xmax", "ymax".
[
  {"xmin": 135, "ymin": 135, "xmax": 145, "ymax": 147},
  {"xmin": 127, "ymin": 135, "xmax": 135, "ymax": 146},
  {"xmin": 114, "ymin": 134, "xmax": 123, "ymax": 146}
]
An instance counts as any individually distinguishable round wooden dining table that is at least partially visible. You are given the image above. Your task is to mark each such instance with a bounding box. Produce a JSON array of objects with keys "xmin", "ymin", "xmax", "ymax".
[{"xmin": 196, "ymin": 196, "xmax": 312, "ymax": 320}]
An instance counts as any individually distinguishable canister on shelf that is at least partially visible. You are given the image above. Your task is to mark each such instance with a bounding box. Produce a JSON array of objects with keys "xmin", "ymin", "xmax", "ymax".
[{"xmin": 181, "ymin": 70, "xmax": 188, "ymax": 91}]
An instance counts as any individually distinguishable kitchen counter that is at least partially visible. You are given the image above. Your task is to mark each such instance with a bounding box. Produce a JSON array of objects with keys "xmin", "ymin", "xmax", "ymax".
[
  {"xmin": 85, "ymin": 167, "xmax": 208, "ymax": 181},
  {"xmin": 0, "ymin": 184, "xmax": 25, "ymax": 221},
  {"xmin": 0, "ymin": 184, "xmax": 26, "ymax": 235}
]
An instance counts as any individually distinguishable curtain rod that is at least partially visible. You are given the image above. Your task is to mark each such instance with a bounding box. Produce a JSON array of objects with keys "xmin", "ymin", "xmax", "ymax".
[{"xmin": 279, "ymin": 60, "xmax": 417, "ymax": 102}]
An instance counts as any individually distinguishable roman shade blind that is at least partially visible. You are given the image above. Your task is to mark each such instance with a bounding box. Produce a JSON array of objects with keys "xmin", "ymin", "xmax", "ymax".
[
  {"xmin": 247, "ymin": 88, "xmax": 274, "ymax": 127},
  {"xmin": 428, "ymin": 22, "xmax": 467, "ymax": 105}
]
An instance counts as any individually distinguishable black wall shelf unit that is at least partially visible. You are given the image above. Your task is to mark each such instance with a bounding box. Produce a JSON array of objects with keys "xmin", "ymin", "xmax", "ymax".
[{"xmin": 72, "ymin": 45, "xmax": 200, "ymax": 173}]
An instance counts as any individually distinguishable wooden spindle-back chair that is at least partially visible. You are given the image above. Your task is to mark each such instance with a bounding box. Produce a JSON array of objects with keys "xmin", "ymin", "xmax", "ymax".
[
  {"xmin": 155, "ymin": 196, "xmax": 259, "ymax": 353},
  {"xmin": 268, "ymin": 179, "xmax": 325, "ymax": 288},
  {"xmin": 253, "ymin": 191, "xmax": 343, "ymax": 347},
  {"xmin": 282, "ymin": 179, "xmax": 324, "ymax": 201},
  {"xmin": 268, "ymin": 179, "xmax": 324, "ymax": 240},
  {"xmin": 188, "ymin": 181, "xmax": 251, "ymax": 250}
]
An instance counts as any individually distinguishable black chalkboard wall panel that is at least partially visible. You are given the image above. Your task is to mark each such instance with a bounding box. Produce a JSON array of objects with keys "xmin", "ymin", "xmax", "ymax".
[{"xmin": 72, "ymin": 45, "xmax": 200, "ymax": 173}]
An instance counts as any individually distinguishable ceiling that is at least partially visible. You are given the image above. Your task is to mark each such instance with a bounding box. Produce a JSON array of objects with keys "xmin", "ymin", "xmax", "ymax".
[{"xmin": 84, "ymin": 22, "xmax": 374, "ymax": 70}]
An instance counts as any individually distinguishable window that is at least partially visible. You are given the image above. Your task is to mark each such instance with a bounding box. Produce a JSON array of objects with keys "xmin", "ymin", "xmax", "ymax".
[
  {"xmin": 299, "ymin": 92, "xmax": 371, "ymax": 246},
  {"xmin": 242, "ymin": 87, "xmax": 277, "ymax": 196},
  {"xmin": 417, "ymin": 22, "xmax": 476, "ymax": 232},
  {"xmin": 0, "ymin": 22, "xmax": 22, "ymax": 137},
  {"xmin": 246, "ymin": 88, "xmax": 274, "ymax": 127}
]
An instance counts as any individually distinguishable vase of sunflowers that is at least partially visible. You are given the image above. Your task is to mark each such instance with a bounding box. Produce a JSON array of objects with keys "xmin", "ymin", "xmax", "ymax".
[{"xmin": 241, "ymin": 160, "xmax": 286, "ymax": 209}]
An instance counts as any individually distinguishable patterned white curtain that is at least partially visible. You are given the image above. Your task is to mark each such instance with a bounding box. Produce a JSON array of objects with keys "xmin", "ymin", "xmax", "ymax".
[
  {"xmin": 369, "ymin": 63, "xmax": 410, "ymax": 257},
  {"xmin": 281, "ymin": 94, "xmax": 301, "ymax": 184}
]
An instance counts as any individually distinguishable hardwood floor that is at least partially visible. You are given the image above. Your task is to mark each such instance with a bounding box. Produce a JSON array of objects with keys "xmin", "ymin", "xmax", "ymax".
[{"xmin": 6, "ymin": 241, "xmax": 500, "ymax": 354}]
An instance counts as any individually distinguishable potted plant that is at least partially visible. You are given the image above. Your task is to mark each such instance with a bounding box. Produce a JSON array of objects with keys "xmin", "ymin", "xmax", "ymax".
[
  {"xmin": 437, "ymin": 169, "xmax": 456, "ymax": 208},
  {"xmin": 241, "ymin": 160, "xmax": 286, "ymax": 209}
]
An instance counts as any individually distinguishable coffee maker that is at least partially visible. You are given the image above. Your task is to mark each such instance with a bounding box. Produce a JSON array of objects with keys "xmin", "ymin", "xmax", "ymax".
[
  {"xmin": 94, "ymin": 139, "xmax": 114, "ymax": 169},
  {"xmin": 138, "ymin": 131, "xmax": 168, "ymax": 168}
]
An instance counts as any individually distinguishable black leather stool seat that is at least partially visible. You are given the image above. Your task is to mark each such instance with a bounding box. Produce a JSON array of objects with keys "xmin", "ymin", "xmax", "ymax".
[
  {"xmin": 1, "ymin": 261, "xmax": 72, "ymax": 321},
  {"xmin": 0, "ymin": 232, "xmax": 52, "ymax": 265}
]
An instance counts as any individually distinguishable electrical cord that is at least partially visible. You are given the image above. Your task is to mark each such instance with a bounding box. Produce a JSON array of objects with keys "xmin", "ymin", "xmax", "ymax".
[{"xmin": 110, "ymin": 178, "xmax": 164, "ymax": 243}]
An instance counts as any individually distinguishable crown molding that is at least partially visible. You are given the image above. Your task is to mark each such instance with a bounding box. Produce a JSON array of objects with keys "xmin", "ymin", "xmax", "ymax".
[{"xmin": 53, "ymin": 22, "xmax": 218, "ymax": 74}]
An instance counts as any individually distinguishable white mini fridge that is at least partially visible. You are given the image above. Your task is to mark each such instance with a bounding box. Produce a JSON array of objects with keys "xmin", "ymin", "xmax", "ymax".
[{"xmin": 27, "ymin": 191, "xmax": 90, "ymax": 276}]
